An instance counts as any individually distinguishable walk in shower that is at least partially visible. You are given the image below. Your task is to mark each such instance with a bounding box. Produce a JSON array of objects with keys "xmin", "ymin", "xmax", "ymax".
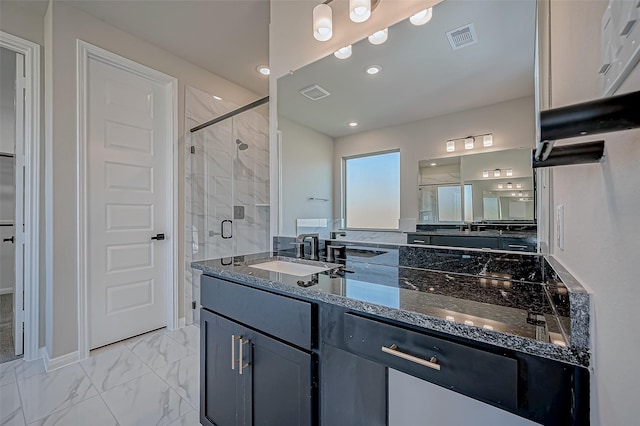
[{"xmin": 185, "ymin": 87, "xmax": 270, "ymax": 325}]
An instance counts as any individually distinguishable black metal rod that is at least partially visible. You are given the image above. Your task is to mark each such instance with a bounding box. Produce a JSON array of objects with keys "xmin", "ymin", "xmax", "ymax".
[
  {"xmin": 531, "ymin": 141, "xmax": 605, "ymax": 168},
  {"xmin": 540, "ymin": 90, "xmax": 640, "ymax": 142},
  {"xmin": 0, "ymin": 153, "xmax": 15, "ymax": 158},
  {"xmin": 190, "ymin": 96, "xmax": 269, "ymax": 133}
]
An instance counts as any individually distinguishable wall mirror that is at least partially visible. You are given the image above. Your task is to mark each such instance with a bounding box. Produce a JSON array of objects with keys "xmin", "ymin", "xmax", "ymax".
[{"xmin": 277, "ymin": 0, "xmax": 539, "ymax": 250}]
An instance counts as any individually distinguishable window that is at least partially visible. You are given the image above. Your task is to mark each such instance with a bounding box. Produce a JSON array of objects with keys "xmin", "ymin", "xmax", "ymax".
[{"xmin": 344, "ymin": 151, "xmax": 400, "ymax": 229}]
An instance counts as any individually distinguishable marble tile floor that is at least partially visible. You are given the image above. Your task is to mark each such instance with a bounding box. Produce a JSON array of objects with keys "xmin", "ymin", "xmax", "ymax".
[{"xmin": 0, "ymin": 325, "xmax": 201, "ymax": 426}]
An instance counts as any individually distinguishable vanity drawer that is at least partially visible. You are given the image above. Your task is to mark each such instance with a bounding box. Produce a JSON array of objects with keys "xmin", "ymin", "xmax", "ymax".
[
  {"xmin": 343, "ymin": 313, "xmax": 518, "ymax": 411},
  {"xmin": 201, "ymin": 275, "xmax": 314, "ymax": 350}
]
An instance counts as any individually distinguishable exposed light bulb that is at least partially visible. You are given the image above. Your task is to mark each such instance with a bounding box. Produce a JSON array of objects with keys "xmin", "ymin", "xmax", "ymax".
[
  {"xmin": 334, "ymin": 45, "xmax": 352, "ymax": 59},
  {"xmin": 409, "ymin": 7, "xmax": 433, "ymax": 26},
  {"xmin": 350, "ymin": 0, "xmax": 371, "ymax": 23},
  {"xmin": 313, "ymin": 3, "xmax": 333, "ymax": 41},
  {"xmin": 368, "ymin": 28, "xmax": 388, "ymax": 45}
]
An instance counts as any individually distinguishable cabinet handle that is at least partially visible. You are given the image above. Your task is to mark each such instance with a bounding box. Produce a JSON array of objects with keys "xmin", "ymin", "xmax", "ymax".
[
  {"xmin": 239, "ymin": 339, "xmax": 250, "ymax": 375},
  {"xmin": 231, "ymin": 335, "xmax": 241, "ymax": 370},
  {"xmin": 381, "ymin": 344, "xmax": 441, "ymax": 371},
  {"xmin": 413, "ymin": 239, "xmax": 426, "ymax": 243},
  {"xmin": 508, "ymin": 244, "xmax": 528, "ymax": 249}
]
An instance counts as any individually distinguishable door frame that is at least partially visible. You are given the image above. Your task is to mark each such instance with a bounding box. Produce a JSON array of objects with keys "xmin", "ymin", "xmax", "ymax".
[
  {"xmin": 0, "ymin": 31, "xmax": 41, "ymax": 361},
  {"xmin": 76, "ymin": 40, "xmax": 178, "ymax": 359}
]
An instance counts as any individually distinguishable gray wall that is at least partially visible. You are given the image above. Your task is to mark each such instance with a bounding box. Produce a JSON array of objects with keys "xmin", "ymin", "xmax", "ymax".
[
  {"xmin": 548, "ymin": 1, "xmax": 640, "ymax": 424},
  {"xmin": 279, "ymin": 116, "xmax": 334, "ymax": 237}
]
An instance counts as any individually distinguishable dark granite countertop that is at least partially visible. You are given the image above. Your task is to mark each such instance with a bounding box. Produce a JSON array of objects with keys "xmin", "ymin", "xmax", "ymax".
[
  {"xmin": 192, "ymin": 251, "xmax": 589, "ymax": 367},
  {"xmin": 407, "ymin": 230, "xmax": 537, "ymax": 239}
]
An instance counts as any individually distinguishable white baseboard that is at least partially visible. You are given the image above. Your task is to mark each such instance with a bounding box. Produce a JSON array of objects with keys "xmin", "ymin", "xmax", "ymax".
[
  {"xmin": 45, "ymin": 350, "xmax": 80, "ymax": 372},
  {"xmin": 0, "ymin": 288, "xmax": 13, "ymax": 295}
]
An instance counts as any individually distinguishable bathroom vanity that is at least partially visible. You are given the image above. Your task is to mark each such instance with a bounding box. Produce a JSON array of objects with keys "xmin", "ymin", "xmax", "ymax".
[{"xmin": 193, "ymin": 245, "xmax": 590, "ymax": 426}]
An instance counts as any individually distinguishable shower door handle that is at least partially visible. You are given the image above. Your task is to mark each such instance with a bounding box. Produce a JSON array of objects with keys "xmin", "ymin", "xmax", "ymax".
[
  {"xmin": 2, "ymin": 236, "xmax": 14, "ymax": 243},
  {"xmin": 221, "ymin": 220, "xmax": 233, "ymax": 239}
]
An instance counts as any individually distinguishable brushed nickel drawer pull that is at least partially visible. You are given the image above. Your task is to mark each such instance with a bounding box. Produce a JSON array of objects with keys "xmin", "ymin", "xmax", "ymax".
[
  {"xmin": 414, "ymin": 239, "xmax": 426, "ymax": 243},
  {"xmin": 381, "ymin": 344, "xmax": 441, "ymax": 371},
  {"xmin": 231, "ymin": 335, "xmax": 241, "ymax": 370}
]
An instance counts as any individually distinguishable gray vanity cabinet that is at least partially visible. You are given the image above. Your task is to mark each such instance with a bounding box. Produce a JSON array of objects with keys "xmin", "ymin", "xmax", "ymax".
[{"xmin": 200, "ymin": 275, "xmax": 317, "ymax": 426}]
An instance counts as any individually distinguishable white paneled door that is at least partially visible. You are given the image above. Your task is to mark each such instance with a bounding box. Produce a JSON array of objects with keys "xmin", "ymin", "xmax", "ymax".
[{"xmin": 87, "ymin": 57, "xmax": 170, "ymax": 350}]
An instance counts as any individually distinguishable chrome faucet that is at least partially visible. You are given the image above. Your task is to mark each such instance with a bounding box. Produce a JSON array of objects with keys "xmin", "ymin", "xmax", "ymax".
[
  {"xmin": 330, "ymin": 231, "xmax": 346, "ymax": 240},
  {"xmin": 296, "ymin": 233, "xmax": 320, "ymax": 260}
]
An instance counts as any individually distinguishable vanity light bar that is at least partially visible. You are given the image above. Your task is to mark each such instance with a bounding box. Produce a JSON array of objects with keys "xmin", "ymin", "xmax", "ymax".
[{"xmin": 446, "ymin": 133, "xmax": 492, "ymax": 154}]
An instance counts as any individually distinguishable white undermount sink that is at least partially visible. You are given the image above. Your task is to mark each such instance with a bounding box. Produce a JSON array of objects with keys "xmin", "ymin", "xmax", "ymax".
[{"xmin": 248, "ymin": 260, "xmax": 331, "ymax": 277}]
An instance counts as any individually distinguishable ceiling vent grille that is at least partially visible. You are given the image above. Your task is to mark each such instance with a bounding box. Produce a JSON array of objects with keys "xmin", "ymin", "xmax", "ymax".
[
  {"xmin": 446, "ymin": 23, "xmax": 478, "ymax": 50},
  {"xmin": 299, "ymin": 84, "xmax": 330, "ymax": 101}
]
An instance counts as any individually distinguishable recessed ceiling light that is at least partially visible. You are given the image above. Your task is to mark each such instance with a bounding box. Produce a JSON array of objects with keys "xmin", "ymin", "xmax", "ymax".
[
  {"xmin": 213, "ymin": 95, "xmax": 222, "ymax": 100},
  {"xmin": 256, "ymin": 65, "xmax": 270, "ymax": 76},
  {"xmin": 334, "ymin": 45, "xmax": 352, "ymax": 59},
  {"xmin": 348, "ymin": 122, "xmax": 358, "ymax": 127},
  {"xmin": 409, "ymin": 7, "xmax": 433, "ymax": 26},
  {"xmin": 365, "ymin": 65, "xmax": 382, "ymax": 75},
  {"xmin": 368, "ymin": 28, "xmax": 388, "ymax": 45},
  {"xmin": 430, "ymin": 162, "xmax": 437, "ymax": 166}
]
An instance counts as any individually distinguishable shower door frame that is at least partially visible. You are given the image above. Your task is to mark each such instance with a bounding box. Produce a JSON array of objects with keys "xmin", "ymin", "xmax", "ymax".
[{"xmin": 0, "ymin": 31, "xmax": 41, "ymax": 361}]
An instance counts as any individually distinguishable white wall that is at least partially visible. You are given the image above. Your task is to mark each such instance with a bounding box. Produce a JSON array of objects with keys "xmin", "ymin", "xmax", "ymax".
[
  {"xmin": 279, "ymin": 116, "xmax": 334, "ymax": 237},
  {"xmin": 548, "ymin": 1, "xmax": 640, "ymax": 425},
  {"xmin": 333, "ymin": 96, "xmax": 535, "ymax": 222},
  {"xmin": 45, "ymin": 2, "xmax": 260, "ymax": 358}
]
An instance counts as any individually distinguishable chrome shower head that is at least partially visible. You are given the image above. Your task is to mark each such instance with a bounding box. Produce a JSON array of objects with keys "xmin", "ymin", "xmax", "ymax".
[{"xmin": 235, "ymin": 139, "xmax": 249, "ymax": 150}]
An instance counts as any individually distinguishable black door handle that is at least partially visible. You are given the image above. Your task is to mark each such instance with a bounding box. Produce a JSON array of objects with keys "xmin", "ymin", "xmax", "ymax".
[
  {"xmin": 151, "ymin": 233, "xmax": 165, "ymax": 241},
  {"xmin": 2, "ymin": 236, "xmax": 14, "ymax": 243},
  {"xmin": 221, "ymin": 220, "xmax": 232, "ymax": 239}
]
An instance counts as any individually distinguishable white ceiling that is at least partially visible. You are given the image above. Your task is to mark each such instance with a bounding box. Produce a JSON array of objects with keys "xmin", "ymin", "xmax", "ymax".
[
  {"xmin": 278, "ymin": 0, "xmax": 537, "ymax": 138},
  {"xmin": 11, "ymin": 0, "xmax": 271, "ymax": 95}
]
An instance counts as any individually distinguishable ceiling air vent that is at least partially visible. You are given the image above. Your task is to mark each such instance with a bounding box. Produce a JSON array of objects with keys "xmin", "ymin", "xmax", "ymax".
[
  {"xmin": 446, "ymin": 23, "xmax": 478, "ymax": 50},
  {"xmin": 299, "ymin": 84, "xmax": 330, "ymax": 101}
]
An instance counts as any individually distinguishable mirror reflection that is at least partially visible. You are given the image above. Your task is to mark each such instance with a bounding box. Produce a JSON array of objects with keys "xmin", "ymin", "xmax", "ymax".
[{"xmin": 277, "ymin": 0, "xmax": 538, "ymax": 250}]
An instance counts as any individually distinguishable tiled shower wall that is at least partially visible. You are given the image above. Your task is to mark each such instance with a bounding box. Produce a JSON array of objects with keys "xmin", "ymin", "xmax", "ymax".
[{"xmin": 185, "ymin": 87, "xmax": 270, "ymax": 325}]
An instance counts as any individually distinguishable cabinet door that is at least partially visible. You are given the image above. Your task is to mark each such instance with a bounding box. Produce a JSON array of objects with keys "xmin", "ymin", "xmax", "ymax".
[
  {"xmin": 201, "ymin": 309, "xmax": 245, "ymax": 426},
  {"xmin": 244, "ymin": 328, "xmax": 314, "ymax": 426}
]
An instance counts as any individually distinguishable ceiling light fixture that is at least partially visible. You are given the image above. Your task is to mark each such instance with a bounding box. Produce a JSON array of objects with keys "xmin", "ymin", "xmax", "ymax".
[
  {"xmin": 213, "ymin": 95, "xmax": 222, "ymax": 100},
  {"xmin": 482, "ymin": 170, "xmax": 489, "ymax": 178},
  {"xmin": 497, "ymin": 183, "xmax": 503, "ymax": 189},
  {"xmin": 409, "ymin": 7, "xmax": 433, "ymax": 26},
  {"xmin": 313, "ymin": 3, "xmax": 333, "ymax": 41},
  {"xmin": 506, "ymin": 182, "xmax": 513, "ymax": 189},
  {"xmin": 348, "ymin": 122, "xmax": 358, "ymax": 127},
  {"xmin": 256, "ymin": 65, "xmax": 270, "ymax": 76},
  {"xmin": 494, "ymin": 169, "xmax": 501, "ymax": 177},
  {"xmin": 516, "ymin": 183, "xmax": 522, "ymax": 189},
  {"xmin": 430, "ymin": 163, "xmax": 437, "ymax": 166},
  {"xmin": 506, "ymin": 168, "xmax": 513, "ymax": 177},
  {"xmin": 334, "ymin": 45, "xmax": 352, "ymax": 59},
  {"xmin": 365, "ymin": 65, "xmax": 382, "ymax": 75},
  {"xmin": 368, "ymin": 28, "xmax": 388, "ymax": 45},
  {"xmin": 483, "ymin": 134, "xmax": 493, "ymax": 147},
  {"xmin": 350, "ymin": 0, "xmax": 371, "ymax": 23},
  {"xmin": 446, "ymin": 141, "xmax": 455, "ymax": 152}
]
